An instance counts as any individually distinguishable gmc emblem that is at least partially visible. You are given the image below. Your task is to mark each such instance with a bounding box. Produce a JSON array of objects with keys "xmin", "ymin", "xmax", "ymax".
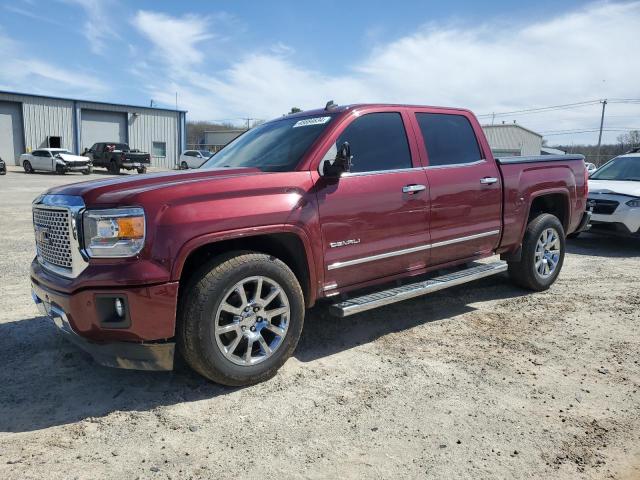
[{"xmin": 35, "ymin": 225, "xmax": 51, "ymax": 245}]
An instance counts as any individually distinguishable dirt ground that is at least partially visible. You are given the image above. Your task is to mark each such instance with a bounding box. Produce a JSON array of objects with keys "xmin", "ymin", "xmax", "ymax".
[{"xmin": 0, "ymin": 166, "xmax": 639, "ymax": 479}]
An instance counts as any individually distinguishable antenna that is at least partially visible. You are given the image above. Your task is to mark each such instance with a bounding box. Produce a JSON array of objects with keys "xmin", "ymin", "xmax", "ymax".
[{"xmin": 325, "ymin": 100, "xmax": 337, "ymax": 111}]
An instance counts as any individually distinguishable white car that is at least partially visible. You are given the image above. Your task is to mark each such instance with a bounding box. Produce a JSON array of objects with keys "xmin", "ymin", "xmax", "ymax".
[
  {"xmin": 586, "ymin": 153, "xmax": 640, "ymax": 236},
  {"xmin": 21, "ymin": 148, "xmax": 92, "ymax": 175},
  {"xmin": 179, "ymin": 150, "xmax": 211, "ymax": 169}
]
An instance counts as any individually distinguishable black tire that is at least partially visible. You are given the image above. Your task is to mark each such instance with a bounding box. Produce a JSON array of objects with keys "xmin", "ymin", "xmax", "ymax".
[
  {"xmin": 508, "ymin": 213, "xmax": 565, "ymax": 291},
  {"xmin": 55, "ymin": 164, "xmax": 66, "ymax": 175},
  {"xmin": 109, "ymin": 161, "xmax": 120, "ymax": 175},
  {"xmin": 0, "ymin": 168, "xmax": 6, "ymax": 175},
  {"xmin": 181, "ymin": 161, "xmax": 188, "ymax": 170},
  {"xmin": 178, "ymin": 252, "xmax": 305, "ymax": 386},
  {"xmin": 23, "ymin": 160, "xmax": 34, "ymax": 174},
  {"xmin": 137, "ymin": 166, "xmax": 147, "ymax": 174},
  {"xmin": 82, "ymin": 167, "xmax": 92, "ymax": 175}
]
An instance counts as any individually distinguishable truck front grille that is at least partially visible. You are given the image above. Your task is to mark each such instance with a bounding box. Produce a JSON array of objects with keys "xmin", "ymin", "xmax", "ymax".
[
  {"xmin": 590, "ymin": 199, "xmax": 619, "ymax": 215},
  {"xmin": 33, "ymin": 207, "xmax": 73, "ymax": 270}
]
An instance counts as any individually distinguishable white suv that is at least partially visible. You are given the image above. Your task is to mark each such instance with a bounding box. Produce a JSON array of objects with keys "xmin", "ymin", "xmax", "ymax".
[
  {"xmin": 179, "ymin": 150, "xmax": 211, "ymax": 169},
  {"xmin": 587, "ymin": 153, "xmax": 640, "ymax": 236}
]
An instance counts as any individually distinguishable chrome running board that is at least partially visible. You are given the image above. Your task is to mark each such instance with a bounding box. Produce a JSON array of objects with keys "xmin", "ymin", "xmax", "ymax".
[{"xmin": 329, "ymin": 261, "xmax": 508, "ymax": 317}]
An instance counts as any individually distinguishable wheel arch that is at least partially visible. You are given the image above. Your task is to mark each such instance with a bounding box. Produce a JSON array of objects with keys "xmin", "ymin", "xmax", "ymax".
[{"xmin": 173, "ymin": 226, "xmax": 318, "ymax": 308}]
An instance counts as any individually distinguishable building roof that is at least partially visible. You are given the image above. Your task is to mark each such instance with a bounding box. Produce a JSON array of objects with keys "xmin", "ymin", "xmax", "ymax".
[
  {"xmin": 0, "ymin": 89, "xmax": 188, "ymax": 113},
  {"xmin": 481, "ymin": 123, "xmax": 543, "ymax": 138}
]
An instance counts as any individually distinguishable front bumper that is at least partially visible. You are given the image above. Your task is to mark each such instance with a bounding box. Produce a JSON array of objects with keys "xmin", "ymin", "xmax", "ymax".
[
  {"xmin": 32, "ymin": 289, "xmax": 174, "ymax": 370},
  {"xmin": 589, "ymin": 193, "xmax": 640, "ymax": 234},
  {"xmin": 31, "ymin": 261, "xmax": 178, "ymax": 371}
]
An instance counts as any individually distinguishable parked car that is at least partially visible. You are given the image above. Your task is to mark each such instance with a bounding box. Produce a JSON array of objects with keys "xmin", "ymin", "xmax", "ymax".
[
  {"xmin": 580, "ymin": 153, "xmax": 640, "ymax": 237},
  {"xmin": 21, "ymin": 148, "xmax": 92, "ymax": 175},
  {"xmin": 0, "ymin": 156, "xmax": 6, "ymax": 175},
  {"xmin": 585, "ymin": 162, "xmax": 597, "ymax": 175},
  {"xmin": 30, "ymin": 103, "xmax": 589, "ymax": 386},
  {"xmin": 83, "ymin": 142, "xmax": 150, "ymax": 174},
  {"xmin": 179, "ymin": 150, "xmax": 211, "ymax": 169}
]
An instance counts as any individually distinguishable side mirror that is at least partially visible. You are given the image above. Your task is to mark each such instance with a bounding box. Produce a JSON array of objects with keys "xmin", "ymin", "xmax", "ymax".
[{"xmin": 321, "ymin": 142, "xmax": 352, "ymax": 177}]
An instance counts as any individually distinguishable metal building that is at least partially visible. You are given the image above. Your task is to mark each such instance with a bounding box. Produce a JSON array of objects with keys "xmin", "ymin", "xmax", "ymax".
[
  {"xmin": 202, "ymin": 129, "xmax": 246, "ymax": 152},
  {"xmin": 0, "ymin": 90, "xmax": 187, "ymax": 168},
  {"xmin": 481, "ymin": 123, "xmax": 543, "ymax": 157}
]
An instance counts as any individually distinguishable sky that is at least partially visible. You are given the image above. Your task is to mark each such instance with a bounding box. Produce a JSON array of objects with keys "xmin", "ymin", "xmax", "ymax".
[{"xmin": 0, "ymin": 0, "xmax": 638, "ymax": 145}]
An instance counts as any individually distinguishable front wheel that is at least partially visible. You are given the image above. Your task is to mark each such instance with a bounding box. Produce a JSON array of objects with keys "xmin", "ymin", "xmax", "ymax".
[
  {"xmin": 23, "ymin": 160, "xmax": 34, "ymax": 173},
  {"xmin": 180, "ymin": 161, "xmax": 188, "ymax": 170},
  {"xmin": 109, "ymin": 161, "xmax": 120, "ymax": 175},
  {"xmin": 137, "ymin": 166, "xmax": 147, "ymax": 174},
  {"xmin": 178, "ymin": 252, "xmax": 305, "ymax": 386},
  {"xmin": 508, "ymin": 213, "xmax": 565, "ymax": 291}
]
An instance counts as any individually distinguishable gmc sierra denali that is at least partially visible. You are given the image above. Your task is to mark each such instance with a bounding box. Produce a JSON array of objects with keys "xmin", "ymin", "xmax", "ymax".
[{"xmin": 30, "ymin": 103, "xmax": 590, "ymax": 386}]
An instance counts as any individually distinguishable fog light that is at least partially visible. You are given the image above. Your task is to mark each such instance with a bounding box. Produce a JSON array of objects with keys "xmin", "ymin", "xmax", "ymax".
[{"xmin": 114, "ymin": 298, "xmax": 125, "ymax": 318}]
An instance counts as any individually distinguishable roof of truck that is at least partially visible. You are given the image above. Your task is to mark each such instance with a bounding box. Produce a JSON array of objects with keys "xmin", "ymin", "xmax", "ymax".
[{"xmin": 282, "ymin": 103, "xmax": 474, "ymax": 119}]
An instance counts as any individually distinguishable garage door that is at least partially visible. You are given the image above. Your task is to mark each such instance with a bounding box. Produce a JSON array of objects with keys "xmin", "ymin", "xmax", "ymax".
[
  {"xmin": 81, "ymin": 109, "xmax": 127, "ymax": 151},
  {"xmin": 0, "ymin": 101, "xmax": 25, "ymax": 166}
]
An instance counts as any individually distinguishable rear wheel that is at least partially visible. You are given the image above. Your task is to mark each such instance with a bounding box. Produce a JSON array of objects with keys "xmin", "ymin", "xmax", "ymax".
[
  {"xmin": 508, "ymin": 213, "xmax": 565, "ymax": 291},
  {"xmin": 178, "ymin": 252, "xmax": 304, "ymax": 386},
  {"xmin": 23, "ymin": 160, "xmax": 33, "ymax": 174}
]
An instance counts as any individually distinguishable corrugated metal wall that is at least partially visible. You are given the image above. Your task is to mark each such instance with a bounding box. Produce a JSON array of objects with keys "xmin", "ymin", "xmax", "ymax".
[
  {"xmin": 0, "ymin": 92, "xmax": 184, "ymax": 169},
  {"xmin": 77, "ymin": 101, "xmax": 181, "ymax": 168},
  {"xmin": 0, "ymin": 92, "xmax": 74, "ymax": 154},
  {"xmin": 482, "ymin": 125, "xmax": 542, "ymax": 156}
]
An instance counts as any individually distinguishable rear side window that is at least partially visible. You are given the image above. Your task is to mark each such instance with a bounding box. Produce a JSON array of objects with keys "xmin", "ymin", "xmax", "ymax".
[
  {"xmin": 416, "ymin": 113, "xmax": 482, "ymax": 167},
  {"xmin": 337, "ymin": 112, "xmax": 412, "ymax": 173}
]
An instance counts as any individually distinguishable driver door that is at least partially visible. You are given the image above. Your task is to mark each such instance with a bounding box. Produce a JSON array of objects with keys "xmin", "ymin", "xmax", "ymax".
[{"xmin": 314, "ymin": 109, "xmax": 430, "ymax": 291}]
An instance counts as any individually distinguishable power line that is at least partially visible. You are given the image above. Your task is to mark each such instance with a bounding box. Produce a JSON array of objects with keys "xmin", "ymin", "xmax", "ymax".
[{"xmin": 478, "ymin": 98, "xmax": 640, "ymax": 119}]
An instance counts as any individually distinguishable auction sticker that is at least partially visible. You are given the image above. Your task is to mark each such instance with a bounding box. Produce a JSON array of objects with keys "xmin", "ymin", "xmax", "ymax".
[{"xmin": 293, "ymin": 116, "xmax": 331, "ymax": 128}]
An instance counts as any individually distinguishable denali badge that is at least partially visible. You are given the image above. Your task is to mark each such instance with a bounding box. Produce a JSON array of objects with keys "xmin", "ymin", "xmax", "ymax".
[
  {"xmin": 35, "ymin": 225, "xmax": 51, "ymax": 245},
  {"xmin": 330, "ymin": 238, "xmax": 361, "ymax": 248}
]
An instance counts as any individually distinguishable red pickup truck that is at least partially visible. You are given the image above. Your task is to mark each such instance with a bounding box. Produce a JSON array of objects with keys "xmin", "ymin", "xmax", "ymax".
[{"xmin": 30, "ymin": 103, "xmax": 590, "ymax": 385}]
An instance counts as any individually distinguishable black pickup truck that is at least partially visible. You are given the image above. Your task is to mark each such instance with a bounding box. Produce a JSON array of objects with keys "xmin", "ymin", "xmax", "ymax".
[{"xmin": 83, "ymin": 142, "xmax": 151, "ymax": 174}]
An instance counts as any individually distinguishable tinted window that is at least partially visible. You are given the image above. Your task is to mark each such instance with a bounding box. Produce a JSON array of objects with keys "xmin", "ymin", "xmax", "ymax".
[
  {"xmin": 416, "ymin": 113, "xmax": 482, "ymax": 166},
  {"xmin": 336, "ymin": 113, "xmax": 412, "ymax": 173}
]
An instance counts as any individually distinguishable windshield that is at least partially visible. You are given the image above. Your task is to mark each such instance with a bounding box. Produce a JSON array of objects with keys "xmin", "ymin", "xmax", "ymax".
[
  {"xmin": 198, "ymin": 150, "xmax": 212, "ymax": 157},
  {"xmin": 202, "ymin": 115, "xmax": 335, "ymax": 172},
  {"xmin": 591, "ymin": 156, "xmax": 640, "ymax": 181}
]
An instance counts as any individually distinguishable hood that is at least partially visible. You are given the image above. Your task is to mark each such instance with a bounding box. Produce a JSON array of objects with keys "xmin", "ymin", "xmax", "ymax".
[
  {"xmin": 588, "ymin": 179, "xmax": 640, "ymax": 198},
  {"xmin": 44, "ymin": 167, "xmax": 264, "ymax": 206},
  {"xmin": 58, "ymin": 153, "xmax": 90, "ymax": 163}
]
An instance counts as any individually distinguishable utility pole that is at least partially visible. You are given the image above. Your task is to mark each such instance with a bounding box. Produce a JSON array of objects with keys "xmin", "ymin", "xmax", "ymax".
[
  {"xmin": 242, "ymin": 118, "xmax": 254, "ymax": 130},
  {"xmin": 596, "ymin": 99, "xmax": 607, "ymax": 164}
]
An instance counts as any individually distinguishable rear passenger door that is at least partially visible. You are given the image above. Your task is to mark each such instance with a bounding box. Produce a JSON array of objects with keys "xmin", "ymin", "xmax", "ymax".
[
  {"xmin": 315, "ymin": 110, "xmax": 430, "ymax": 291},
  {"xmin": 412, "ymin": 111, "xmax": 502, "ymax": 266}
]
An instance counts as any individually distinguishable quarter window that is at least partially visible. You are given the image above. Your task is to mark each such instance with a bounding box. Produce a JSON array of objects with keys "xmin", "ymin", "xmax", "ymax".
[
  {"xmin": 336, "ymin": 112, "xmax": 412, "ymax": 173},
  {"xmin": 416, "ymin": 113, "xmax": 482, "ymax": 167}
]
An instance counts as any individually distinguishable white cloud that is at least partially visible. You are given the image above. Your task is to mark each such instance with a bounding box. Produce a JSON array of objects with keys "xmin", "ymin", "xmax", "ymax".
[
  {"xmin": 140, "ymin": 2, "xmax": 640, "ymax": 144},
  {"xmin": 0, "ymin": 29, "xmax": 107, "ymax": 96},
  {"xmin": 132, "ymin": 11, "xmax": 213, "ymax": 70},
  {"xmin": 61, "ymin": 0, "xmax": 118, "ymax": 54}
]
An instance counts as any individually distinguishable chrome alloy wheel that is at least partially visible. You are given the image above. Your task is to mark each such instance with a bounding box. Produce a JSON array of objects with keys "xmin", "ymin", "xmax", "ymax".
[
  {"xmin": 214, "ymin": 276, "xmax": 290, "ymax": 366},
  {"xmin": 535, "ymin": 228, "xmax": 561, "ymax": 278}
]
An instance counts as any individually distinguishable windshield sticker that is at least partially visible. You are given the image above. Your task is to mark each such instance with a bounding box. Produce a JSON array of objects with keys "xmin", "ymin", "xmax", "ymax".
[{"xmin": 293, "ymin": 116, "xmax": 331, "ymax": 128}]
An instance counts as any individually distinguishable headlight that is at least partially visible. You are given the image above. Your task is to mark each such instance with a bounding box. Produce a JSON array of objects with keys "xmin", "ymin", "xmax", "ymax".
[
  {"xmin": 83, "ymin": 207, "xmax": 145, "ymax": 257},
  {"xmin": 626, "ymin": 199, "xmax": 640, "ymax": 208}
]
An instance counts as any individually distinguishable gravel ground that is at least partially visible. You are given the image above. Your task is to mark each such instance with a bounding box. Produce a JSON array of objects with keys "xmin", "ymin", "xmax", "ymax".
[{"xmin": 0, "ymin": 167, "xmax": 639, "ymax": 479}]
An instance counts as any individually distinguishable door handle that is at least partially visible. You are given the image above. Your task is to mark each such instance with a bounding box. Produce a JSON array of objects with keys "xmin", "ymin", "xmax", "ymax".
[
  {"xmin": 480, "ymin": 177, "xmax": 498, "ymax": 185},
  {"xmin": 402, "ymin": 184, "xmax": 426, "ymax": 194}
]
